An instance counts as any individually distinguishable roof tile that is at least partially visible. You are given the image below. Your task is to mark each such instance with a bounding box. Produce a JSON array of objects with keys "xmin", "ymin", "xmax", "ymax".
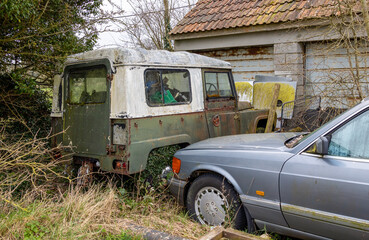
[{"xmin": 170, "ymin": 0, "xmax": 360, "ymax": 35}]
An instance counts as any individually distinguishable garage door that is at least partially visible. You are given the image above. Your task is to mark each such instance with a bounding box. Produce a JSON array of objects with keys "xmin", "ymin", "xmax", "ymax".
[{"xmin": 305, "ymin": 42, "xmax": 369, "ymax": 109}]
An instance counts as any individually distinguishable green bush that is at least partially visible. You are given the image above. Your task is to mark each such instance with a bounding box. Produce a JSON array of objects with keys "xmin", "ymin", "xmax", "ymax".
[
  {"xmin": 139, "ymin": 145, "xmax": 181, "ymax": 189},
  {"xmin": 0, "ymin": 73, "xmax": 51, "ymax": 140}
]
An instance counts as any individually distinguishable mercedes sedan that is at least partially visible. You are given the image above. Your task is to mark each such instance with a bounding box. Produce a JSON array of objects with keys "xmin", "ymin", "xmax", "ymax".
[{"xmin": 168, "ymin": 98, "xmax": 369, "ymax": 240}]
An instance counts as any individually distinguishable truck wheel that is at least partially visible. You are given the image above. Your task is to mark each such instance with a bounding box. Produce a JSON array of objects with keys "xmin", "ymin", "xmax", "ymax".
[
  {"xmin": 76, "ymin": 161, "xmax": 94, "ymax": 186},
  {"xmin": 186, "ymin": 173, "xmax": 254, "ymax": 232}
]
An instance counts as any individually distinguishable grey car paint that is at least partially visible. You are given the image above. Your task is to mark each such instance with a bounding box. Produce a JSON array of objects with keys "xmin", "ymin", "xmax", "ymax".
[{"xmin": 170, "ymin": 98, "xmax": 369, "ymax": 240}]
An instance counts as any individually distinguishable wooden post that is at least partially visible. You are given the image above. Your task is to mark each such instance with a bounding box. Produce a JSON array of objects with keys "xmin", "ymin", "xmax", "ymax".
[{"xmin": 265, "ymin": 83, "xmax": 280, "ymax": 133}]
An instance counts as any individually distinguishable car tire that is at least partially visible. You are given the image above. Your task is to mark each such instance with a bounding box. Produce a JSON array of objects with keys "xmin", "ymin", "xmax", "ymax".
[{"xmin": 186, "ymin": 173, "xmax": 253, "ymax": 231}]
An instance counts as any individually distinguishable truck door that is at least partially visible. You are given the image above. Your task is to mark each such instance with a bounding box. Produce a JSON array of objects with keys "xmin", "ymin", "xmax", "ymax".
[
  {"xmin": 203, "ymin": 70, "xmax": 238, "ymax": 138},
  {"xmin": 63, "ymin": 62, "xmax": 111, "ymax": 157}
]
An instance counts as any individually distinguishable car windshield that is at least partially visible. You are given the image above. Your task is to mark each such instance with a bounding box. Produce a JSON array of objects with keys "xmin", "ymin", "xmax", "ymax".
[{"xmin": 284, "ymin": 105, "xmax": 355, "ymax": 148}]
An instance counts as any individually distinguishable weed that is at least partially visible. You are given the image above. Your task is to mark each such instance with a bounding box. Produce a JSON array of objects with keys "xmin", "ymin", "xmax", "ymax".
[
  {"xmin": 24, "ymin": 220, "xmax": 50, "ymax": 240},
  {"xmin": 139, "ymin": 145, "xmax": 181, "ymax": 188},
  {"xmin": 101, "ymin": 229, "xmax": 143, "ymax": 240}
]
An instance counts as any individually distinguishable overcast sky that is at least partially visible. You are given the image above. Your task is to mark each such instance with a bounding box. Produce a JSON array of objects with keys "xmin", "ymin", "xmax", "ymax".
[
  {"xmin": 96, "ymin": 0, "xmax": 132, "ymax": 49},
  {"xmin": 96, "ymin": 0, "xmax": 195, "ymax": 49}
]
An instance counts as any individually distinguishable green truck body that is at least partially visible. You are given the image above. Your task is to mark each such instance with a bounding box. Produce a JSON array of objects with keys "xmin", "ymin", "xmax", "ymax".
[{"xmin": 51, "ymin": 48, "xmax": 268, "ymax": 174}]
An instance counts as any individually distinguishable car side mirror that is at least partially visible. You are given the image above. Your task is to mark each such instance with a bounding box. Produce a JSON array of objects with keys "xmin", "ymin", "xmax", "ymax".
[{"xmin": 316, "ymin": 136, "xmax": 330, "ymax": 155}]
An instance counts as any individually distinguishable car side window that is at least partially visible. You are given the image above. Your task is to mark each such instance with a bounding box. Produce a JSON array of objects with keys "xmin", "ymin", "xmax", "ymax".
[
  {"xmin": 145, "ymin": 69, "xmax": 191, "ymax": 106},
  {"xmin": 328, "ymin": 110, "xmax": 369, "ymax": 159},
  {"xmin": 204, "ymin": 72, "xmax": 233, "ymax": 98}
]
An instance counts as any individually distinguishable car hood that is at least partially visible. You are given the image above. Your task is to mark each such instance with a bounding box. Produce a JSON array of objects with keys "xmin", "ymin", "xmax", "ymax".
[{"xmin": 186, "ymin": 132, "xmax": 301, "ymax": 152}]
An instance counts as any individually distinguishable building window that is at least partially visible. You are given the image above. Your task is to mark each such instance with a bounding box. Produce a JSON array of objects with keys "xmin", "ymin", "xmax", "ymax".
[{"xmin": 145, "ymin": 69, "xmax": 191, "ymax": 106}]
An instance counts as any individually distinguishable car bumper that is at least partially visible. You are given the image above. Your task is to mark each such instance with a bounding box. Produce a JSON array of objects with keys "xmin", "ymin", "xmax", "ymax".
[{"xmin": 168, "ymin": 177, "xmax": 187, "ymax": 206}]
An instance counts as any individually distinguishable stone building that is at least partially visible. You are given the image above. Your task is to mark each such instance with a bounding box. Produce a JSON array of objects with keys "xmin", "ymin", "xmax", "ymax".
[{"xmin": 170, "ymin": 0, "xmax": 369, "ymax": 110}]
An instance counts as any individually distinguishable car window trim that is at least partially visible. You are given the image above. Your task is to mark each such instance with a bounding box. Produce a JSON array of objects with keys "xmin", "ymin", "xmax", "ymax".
[{"xmin": 301, "ymin": 152, "xmax": 369, "ymax": 163}]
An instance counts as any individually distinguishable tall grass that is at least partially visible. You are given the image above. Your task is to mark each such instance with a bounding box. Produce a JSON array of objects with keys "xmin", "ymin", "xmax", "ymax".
[
  {"xmin": 0, "ymin": 132, "xmax": 208, "ymax": 239},
  {"xmin": 0, "ymin": 182, "xmax": 209, "ymax": 239}
]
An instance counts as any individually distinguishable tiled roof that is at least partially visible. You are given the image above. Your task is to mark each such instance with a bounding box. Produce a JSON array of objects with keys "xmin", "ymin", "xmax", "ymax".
[{"xmin": 171, "ymin": 0, "xmax": 357, "ymax": 35}]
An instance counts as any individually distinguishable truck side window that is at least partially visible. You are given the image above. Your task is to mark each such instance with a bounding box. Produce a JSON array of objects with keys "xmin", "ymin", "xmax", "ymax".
[
  {"xmin": 204, "ymin": 72, "xmax": 233, "ymax": 98},
  {"xmin": 145, "ymin": 69, "xmax": 191, "ymax": 106}
]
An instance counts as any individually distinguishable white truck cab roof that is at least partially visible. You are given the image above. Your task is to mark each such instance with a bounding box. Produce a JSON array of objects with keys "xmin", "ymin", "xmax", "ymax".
[{"xmin": 65, "ymin": 47, "xmax": 231, "ymax": 69}]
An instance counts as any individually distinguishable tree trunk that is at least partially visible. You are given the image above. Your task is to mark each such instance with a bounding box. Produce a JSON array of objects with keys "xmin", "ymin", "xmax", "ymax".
[
  {"xmin": 360, "ymin": 0, "xmax": 369, "ymax": 38},
  {"xmin": 163, "ymin": 0, "xmax": 172, "ymax": 51}
]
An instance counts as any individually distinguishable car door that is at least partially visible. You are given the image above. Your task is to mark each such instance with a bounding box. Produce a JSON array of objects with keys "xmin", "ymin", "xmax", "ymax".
[
  {"xmin": 280, "ymin": 109, "xmax": 369, "ymax": 240},
  {"xmin": 203, "ymin": 69, "xmax": 239, "ymax": 138}
]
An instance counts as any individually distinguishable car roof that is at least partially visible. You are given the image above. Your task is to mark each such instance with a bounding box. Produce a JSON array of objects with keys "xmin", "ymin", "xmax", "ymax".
[{"xmin": 65, "ymin": 47, "xmax": 232, "ymax": 69}]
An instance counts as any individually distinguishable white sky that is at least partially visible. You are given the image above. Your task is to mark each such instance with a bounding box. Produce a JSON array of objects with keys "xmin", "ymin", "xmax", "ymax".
[
  {"xmin": 96, "ymin": 0, "xmax": 196, "ymax": 49},
  {"xmin": 96, "ymin": 0, "xmax": 132, "ymax": 49}
]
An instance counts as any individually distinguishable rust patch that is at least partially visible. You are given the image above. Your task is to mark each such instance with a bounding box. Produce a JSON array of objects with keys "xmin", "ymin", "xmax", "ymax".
[
  {"xmin": 159, "ymin": 120, "xmax": 163, "ymax": 125},
  {"xmin": 247, "ymin": 46, "xmax": 268, "ymax": 55},
  {"xmin": 107, "ymin": 73, "xmax": 114, "ymax": 82},
  {"xmin": 212, "ymin": 115, "xmax": 220, "ymax": 127},
  {"xmin": 128, "ymin": 119, "xmax": 132, "ymax": 146},
  {"xmin": 194, "ymin": 46, "xmax": 270, "ymax": 58},
  {"xmin": 134, "ymin": 122, "xmax": 138, "ymax": 128}
]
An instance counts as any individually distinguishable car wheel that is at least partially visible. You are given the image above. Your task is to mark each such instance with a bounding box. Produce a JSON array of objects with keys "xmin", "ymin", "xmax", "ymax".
[{"xmin": 186, "ymin": 173, "xmax": 253, "ymax": 231}]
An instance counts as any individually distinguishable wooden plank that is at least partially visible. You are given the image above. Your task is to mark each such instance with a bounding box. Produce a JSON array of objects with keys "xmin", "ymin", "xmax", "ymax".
[
  {"xmin": 199, "ymin": 227, "xmax": 267, "ymax": 240},
  {"xmin": 265, "ymin": 83, "xmax": 280, "ymax": 133},
  {"xmin": 199, "ymin": 226, "xmax": 224, "ymax": 240}
]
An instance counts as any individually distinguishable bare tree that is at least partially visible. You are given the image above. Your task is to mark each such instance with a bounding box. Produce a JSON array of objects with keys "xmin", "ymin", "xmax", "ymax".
[
  {"xmin": 313, "ymin": 0, "xmax": 369, "ymax": 108},
  {"xmin": 114, "ymin": 0, "xmax": 196, "ymax": 50},
  {"xmin": 285, "ymin": 0, "xmax": 369, "ymax": 131}
]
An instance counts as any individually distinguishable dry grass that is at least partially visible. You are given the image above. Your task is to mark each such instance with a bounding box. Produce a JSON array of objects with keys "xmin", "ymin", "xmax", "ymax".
[
  {"xmin": 0, "ymin": 181, "xmax": 209, "ymax": 240},
  {"xmin": 0, "ymin": 129, "xmax": 208, "ymax": 239}
]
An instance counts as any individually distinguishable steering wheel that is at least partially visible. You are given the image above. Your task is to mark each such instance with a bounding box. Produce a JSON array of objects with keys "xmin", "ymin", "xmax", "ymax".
[{"xmin": 206, "ymin": 83, "xmax": 217, "ymax": 92}]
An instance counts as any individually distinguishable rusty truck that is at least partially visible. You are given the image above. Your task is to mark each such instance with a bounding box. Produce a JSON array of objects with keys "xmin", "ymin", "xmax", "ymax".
[{"xmin": 51, "ymin": 48, "xmax": 269, "ymax": 179}]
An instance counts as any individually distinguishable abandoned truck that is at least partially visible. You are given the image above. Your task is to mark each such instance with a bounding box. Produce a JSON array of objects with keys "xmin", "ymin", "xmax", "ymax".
[{"xmin": 51, "ymin": 48, "xmax": 269, "ymax": 176}]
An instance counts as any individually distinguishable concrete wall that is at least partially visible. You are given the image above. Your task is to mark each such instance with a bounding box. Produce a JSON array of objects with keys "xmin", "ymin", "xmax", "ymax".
[{"xmin": 273, "ymin": 42, "xmax": 305, "ymax": 106}]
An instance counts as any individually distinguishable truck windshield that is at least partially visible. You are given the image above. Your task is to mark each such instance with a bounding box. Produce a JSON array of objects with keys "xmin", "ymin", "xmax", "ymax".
[{"xmin": 68, "ymin": 65, "xmax": 107, "ymax": 104}]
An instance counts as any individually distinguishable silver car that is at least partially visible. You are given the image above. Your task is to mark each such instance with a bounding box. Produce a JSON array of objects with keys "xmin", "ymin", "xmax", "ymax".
[{"xmin": 168, "ymin": 98, "xmax": 369, "ymax": 240}]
